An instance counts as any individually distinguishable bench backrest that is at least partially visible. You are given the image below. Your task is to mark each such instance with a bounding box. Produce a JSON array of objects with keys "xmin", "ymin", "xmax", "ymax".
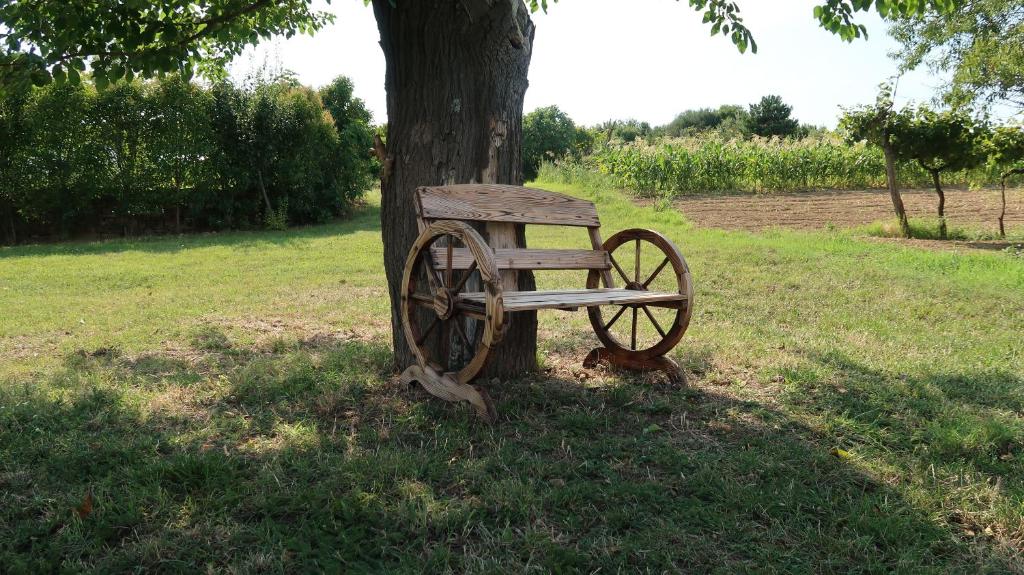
[
  {"xmin": 415, "ymin": 185, "xmax": 614, "ymax": 283},
  {"xmin": 417, "ymin": 184, "xmax": 600, "ymax": 228}
]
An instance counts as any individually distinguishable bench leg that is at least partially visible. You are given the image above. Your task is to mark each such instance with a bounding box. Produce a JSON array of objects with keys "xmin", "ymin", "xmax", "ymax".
[
  {"xmin": 583, "ymin": 347, "xmax": 685, "ymax": 385},
  {"xmin": 400, "ymin": 364, "xmax": 497, "ymax": 422}
]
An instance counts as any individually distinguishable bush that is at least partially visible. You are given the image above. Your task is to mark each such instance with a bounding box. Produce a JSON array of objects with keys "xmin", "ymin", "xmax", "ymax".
[
  {"xmin": 0, "ymin": 74, "xmax": 376, "ymax": 242},
  {"xmin": 522, "ymin": 105, "xmax": 579, "ymax": 181}
]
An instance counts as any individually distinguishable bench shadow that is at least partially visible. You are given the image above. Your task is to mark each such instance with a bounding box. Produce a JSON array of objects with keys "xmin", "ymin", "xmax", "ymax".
[{"xmin": 1, "ymin": 334, "xmax": 1019, "ymax": 572}]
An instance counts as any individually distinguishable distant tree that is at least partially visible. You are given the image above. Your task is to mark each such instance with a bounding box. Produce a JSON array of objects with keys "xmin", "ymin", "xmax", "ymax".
[
  {"xmin": 747, "ymin": 95, "xmax": 799, "ymax": 138},
  {"xmin": 841, "ymin": 86, "xmax": 913, "ymax": 237},
  {"xmin": 661, "ymin": 104, "xmax": 751, "ymax": 138},
  {"xmin": 521, "ymin": 105, "xmax": 578, "ymax": 180},
  {"xmin": 597, "ymin": 118, "xmax": 653, "ymax": 144},
  {"xmin": 319, "ymin": 75, "xmax": 377, "ymax": 204},
  {"xmin": 93, "ymin": 81, "xmax": 164, "ymax": 235},
  {"xmin": 896, "ymin": 106, "xmax": 989, "ymax": 238},
  {"xmin": 148, "ymin": 76, "xmax": 217, "ymax": 233},
  {"xmin": 890, "ymin": 0, "xmax": 1024, "ymax": 112},
  {"xmin": 986, "ymin": 125, "xmax": 1024, "ymax": 236}
]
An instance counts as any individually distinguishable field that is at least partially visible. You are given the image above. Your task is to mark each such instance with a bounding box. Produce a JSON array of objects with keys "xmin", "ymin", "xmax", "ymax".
[
  {"xmin": 2, "ymin": 181, "xmax": 1024, "ymax": 572},
  {"xmin": 666, "ymin": 187, "xmax": 1024, "ymax": 235}
]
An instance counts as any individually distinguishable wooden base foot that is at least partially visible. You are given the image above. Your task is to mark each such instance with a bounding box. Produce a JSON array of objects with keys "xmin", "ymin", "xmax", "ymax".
[
  {"xmin": 400, "ymin": 364, "xmax": 496, "ymax": 422},
  {"xmin": 583, "ymin": 348, "xmax": 685, "ymax": 385}
]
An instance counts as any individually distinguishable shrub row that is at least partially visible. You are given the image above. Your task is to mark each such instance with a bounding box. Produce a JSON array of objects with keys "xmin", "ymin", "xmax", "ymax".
[{"xmin": 0, "ymin": 75, "xmax": 376, "ymax": 242}]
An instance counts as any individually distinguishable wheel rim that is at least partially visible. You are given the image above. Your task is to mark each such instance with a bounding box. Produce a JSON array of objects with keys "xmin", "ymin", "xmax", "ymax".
[
  {"xmin": 587, "ymin": 229, "xmax": 693, "ymax": 360},
  {"xmin": 401, "ymin": 223, "xmax": 501, "ymax": 384}
]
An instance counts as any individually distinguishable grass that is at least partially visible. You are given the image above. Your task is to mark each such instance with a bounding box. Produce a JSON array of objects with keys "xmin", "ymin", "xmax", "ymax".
[
  {"xmin": 861, "ymin": 217, "xmax": 1024, "ymax": 242},
  {"xmin": 2, "ymin": 182, "xmax": 1024, "ymax": 572}
]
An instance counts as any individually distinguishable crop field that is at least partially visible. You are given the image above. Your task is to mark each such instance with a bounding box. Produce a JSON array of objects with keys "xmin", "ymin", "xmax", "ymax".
[
  {"xmin": 589, "ymin": 136, "xmax": 1000, "ymax": 196},
  {"xmin": 2, "ymin": 181, "xmax": 1023, "ymax": 572},
  {"xmin": 665, "ymin": 186, "xmax": 1024, "ymax": 235}
]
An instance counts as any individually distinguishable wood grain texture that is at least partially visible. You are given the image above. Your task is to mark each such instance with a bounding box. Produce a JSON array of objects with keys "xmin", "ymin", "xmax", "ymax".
[
  {"xmin": 418, "ymin": 184, "xmax": 600, "ymax": 227},
  {"xmin": 587, "ymin": 228, "xmax": 694, "ymax": 360},
  {"xmin": 458, "ymin": 288, "xmax": 687, "ymax": 313},
  {"xmin": 430, "ymin": 248, "xmax": 610, "ymax": 270},
  {"xmin": 400, "ymin": 364, "xmax": 496, "ymax": 422}
]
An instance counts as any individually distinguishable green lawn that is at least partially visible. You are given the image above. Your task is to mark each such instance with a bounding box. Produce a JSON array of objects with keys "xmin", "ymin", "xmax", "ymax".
[{"xmin": 2, "ymin": 180, "xmax": 1023, "ymax": 573}]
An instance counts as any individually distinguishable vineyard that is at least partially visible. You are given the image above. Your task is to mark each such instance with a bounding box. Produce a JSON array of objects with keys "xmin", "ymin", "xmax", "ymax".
[{"xmin": 585, "ymin": 135, "xmax": 999, "ymax": 197}]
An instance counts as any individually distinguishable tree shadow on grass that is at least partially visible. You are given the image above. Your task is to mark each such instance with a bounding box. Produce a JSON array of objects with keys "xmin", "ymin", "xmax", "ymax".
[
  {"xmin": 1, "ymin": 333, "xmax": 1020, "ymax": 573},
  {"xmin": 0, "ymin": 202, "xmax": 381, "ymax": 260}
]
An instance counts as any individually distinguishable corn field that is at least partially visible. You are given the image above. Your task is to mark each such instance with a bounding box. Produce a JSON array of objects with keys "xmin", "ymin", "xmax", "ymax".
[{"xmin": 586, "ymin": 135, "xmax": 999, "ymax": 196}]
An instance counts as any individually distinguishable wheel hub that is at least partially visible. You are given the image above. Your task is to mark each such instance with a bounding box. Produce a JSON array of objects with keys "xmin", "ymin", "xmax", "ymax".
[
  {"xmin": 433, "ymin": 289, "xmax": 455, "ymax": 320},
  {"xmin": 625, "ymin": 280, "xmax": 646, "ymax": 291}
]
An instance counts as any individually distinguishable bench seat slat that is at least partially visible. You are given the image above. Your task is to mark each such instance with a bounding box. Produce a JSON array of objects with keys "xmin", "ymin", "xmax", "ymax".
[
  {"xmin": 457, "ymin": 288, "xmax": 687, "ymax": 312},
  {"xmin": 431, "ymin": 248, "xmax": 610, "ymax": 271}
]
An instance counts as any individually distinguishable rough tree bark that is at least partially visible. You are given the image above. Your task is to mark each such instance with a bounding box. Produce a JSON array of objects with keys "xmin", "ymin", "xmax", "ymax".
[
  {"xmin": 922, "ymin": 163, "xmax": 947, "ymax": 239},
  {"xmin": 372, "ymin": 0, "xmax": 539, "ymax": 378},
  {"xmin": 881, "ymin": 127, "xmax": 911, "ymax": 238},
  {"xmin": 1000, "ymin": 168, "xmax": 1024, "ymax": 238}
]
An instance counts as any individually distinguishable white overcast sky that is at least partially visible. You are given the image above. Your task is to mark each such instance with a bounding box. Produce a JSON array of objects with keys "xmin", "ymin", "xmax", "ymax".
[{"xmin": 230, "ymin": 0, "xmax": 946, "ymax": 129}]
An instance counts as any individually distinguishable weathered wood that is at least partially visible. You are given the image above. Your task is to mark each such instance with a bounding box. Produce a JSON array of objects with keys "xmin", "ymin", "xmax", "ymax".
[
  {"xmin": 430, "ymin": 247, "xmax": 610, "ymax": 270},
  {"xmin": 418, "ymin": 184, "xmax": 600, "ymax": 227},
  {"xmin": 583, "ymin": 347, "xmax": 685, "ymax": 385},
  {"xmin": 458, "ymin": 288, "xmax": 686, "ymax": 313},
  {"xmin": 401, "ymin": 186, "xmax": 695, "ymax": 420},
  {"xmin": 400, "ymin": 364, "xmax": 496, "ymax": 421},
  {"xmin": 587, "ymin": 228, "xmax": 694, "ymax": 361},
  {"xmin": 400, "ymin": 220, "xmax": 504, "ymax": 388}
]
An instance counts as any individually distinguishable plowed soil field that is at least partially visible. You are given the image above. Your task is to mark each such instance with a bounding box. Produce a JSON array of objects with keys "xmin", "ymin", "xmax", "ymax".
[{"xmin": 669, "ymin": 187, "xmax": 1023, "ymax": 233}]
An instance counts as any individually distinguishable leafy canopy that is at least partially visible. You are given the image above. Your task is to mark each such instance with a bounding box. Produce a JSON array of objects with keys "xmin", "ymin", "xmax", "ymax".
[
  {"xmin": 747, "ymin": 95, "xmax": 799, "ymax": 138},
  {"xmin": 0, "ymin": 1, "xmax": 334, "ymax": 92},
  {"xmin": 889, "ymin": 0, "xmax": 1024, "ymax": 110}
]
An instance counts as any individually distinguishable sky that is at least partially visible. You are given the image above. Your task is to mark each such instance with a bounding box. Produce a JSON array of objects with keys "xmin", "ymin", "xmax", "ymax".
[{"xmin": 229, "ymin": 0, "xmax": 946, "ymax": 129}]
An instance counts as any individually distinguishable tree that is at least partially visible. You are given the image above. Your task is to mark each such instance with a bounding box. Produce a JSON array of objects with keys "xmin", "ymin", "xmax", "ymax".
[
  {"xmin": 660, "ymin": 104, "xmax": 750, "ymax": 138},
  {"xmin": 522, "ymin": 105, "xmax": 578, "ymax": 180},
  {"xmin": 840, "ymin": 86, "xmax": 913, "ymax": 238},
  {"xmin": 889, "ymin": 0, "xmax": 1024, "ymax": 111},
  {"xmin": 747, "ymin": 95, "xmax": 799, "ymax": 138},
  {"xmin": 896, "ymin": 106, "xmax": 988, "ymax": 238},
  {"xmin": 986, "ymin": 125, "xmax": 1024, "ymax": 237},
  {"xmin": 148, "ymin": 75, "xmax": 217, "ymax": 233},
  {"xmin": 1, "ymin": 0, "xmax": 962, "ymax": 377}
]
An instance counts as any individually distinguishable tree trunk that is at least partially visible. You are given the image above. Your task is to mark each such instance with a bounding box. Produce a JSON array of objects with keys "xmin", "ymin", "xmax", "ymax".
[
  {"xmin": 924, "ymin": 165, "xmax": 947, "ymax": 239},
  {"xmin": 1002, "ymin": 168, "xmax": 1024, "ymax": 238},
  {"xmin": 881, "ymin": 130, "xmax": 911, "ymax": 238},
  {"xmin": 372, "ymin": 0, "xmax": 539, "ymax": 378}
]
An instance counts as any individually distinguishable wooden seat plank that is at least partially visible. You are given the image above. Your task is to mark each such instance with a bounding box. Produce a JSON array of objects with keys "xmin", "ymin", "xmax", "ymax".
[
  {"xmin": 457, "ymin": 288, "xmax": 687, "ymax": 312},
  {"xmin": 430, "ymin": 247, "xmax": 610, "ymax": 270}
]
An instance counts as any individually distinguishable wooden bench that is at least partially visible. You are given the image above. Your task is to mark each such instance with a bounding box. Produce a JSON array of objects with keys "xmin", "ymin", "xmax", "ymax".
[{"xmin": 399, "ymin": 184, "xmax": 694, "ymax": 420}]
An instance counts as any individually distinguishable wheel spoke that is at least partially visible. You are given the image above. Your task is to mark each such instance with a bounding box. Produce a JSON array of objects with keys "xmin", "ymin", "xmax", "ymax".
[
  {"xmin": 630, "ymin": 306, "xmax": 638, "ymax": 350},
  {"xmin": 410, "ymin": 293, "xmax": 433, "ymax": 307},
  {"xmin": 450, "ymin": 260, "xmax": 478, "ymax": 294},
  {"xmin": 642, "ymin": 257, "xmax": 670, "ymax": 288},
  {"xmin": 604, "ymin": 305, "xmax": 628, "ymax": 330},
  {"xmin": 451, "ymin": 317, "xmax": 473, "ymax": 349},
  {"xmin": 641, "ymin": 305, "xmax": 667, "ymax": 338},
  {"xmin": 608, "ymin": 253, "xmax": 631, "ymax": 284},
  {"xmin": 415, "ymin": 317, "xmax": 440, "ymax": 345},
  {"xmin": 634, "ymin": 239, "xmax": 641, "ymax": 283},
  {"xmin": 421, "ymin": 249, "xmax": 443, "ymax": 293}
]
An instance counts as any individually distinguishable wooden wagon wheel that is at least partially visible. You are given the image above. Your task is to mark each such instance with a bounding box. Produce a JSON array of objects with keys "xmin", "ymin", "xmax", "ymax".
[
  {"xmin": 400, "ymin": 220, "xmax": 503, "ymax": 418},
  {"xmin": 585, "ymin": 229, "xmax": 693, "ymax": 378}
]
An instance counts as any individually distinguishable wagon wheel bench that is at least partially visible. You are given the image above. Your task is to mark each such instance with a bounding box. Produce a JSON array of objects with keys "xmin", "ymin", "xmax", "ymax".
[{"xmin": 399, "ymin": 184, "xmax": 694, "ymax": 421}]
